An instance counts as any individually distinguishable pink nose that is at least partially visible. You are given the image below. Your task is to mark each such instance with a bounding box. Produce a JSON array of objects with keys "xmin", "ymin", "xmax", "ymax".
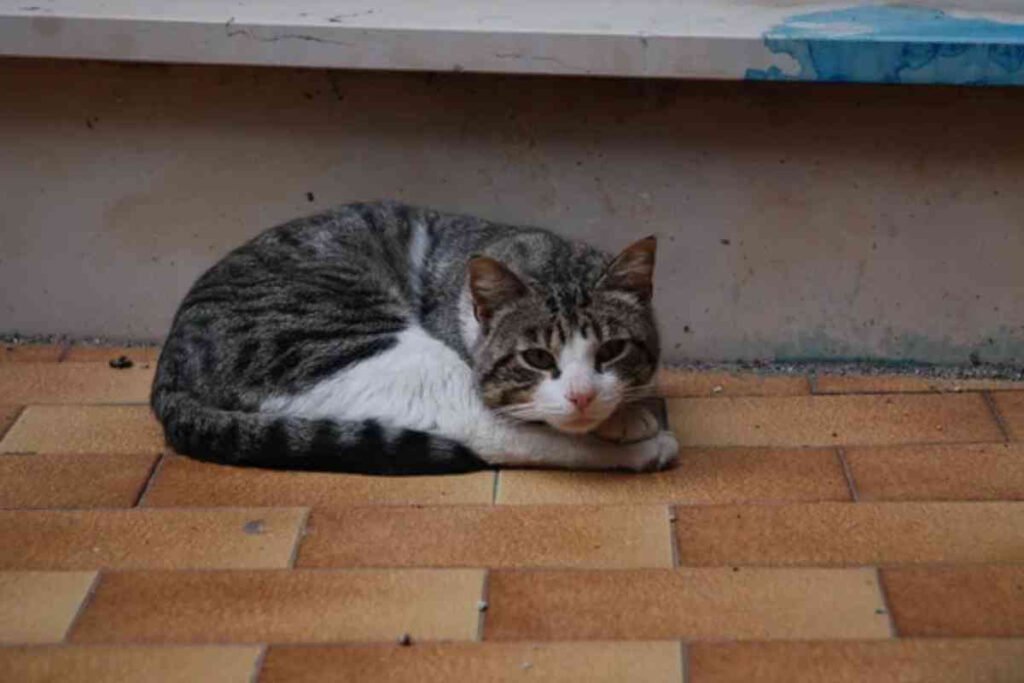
[{"xmin": 568, "ymin": 390, "xmax": 597, "ymax": 412}]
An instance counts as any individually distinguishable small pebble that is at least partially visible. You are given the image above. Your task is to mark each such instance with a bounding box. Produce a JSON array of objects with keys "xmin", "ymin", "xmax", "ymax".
[
  {"xmin": 109, "ymin": 355, "xmax": 133, "ymax": 369},
  {"xmin": 243, "ymin": 520, "xmax": 266, "ymax": 535},
  {"xmin": 477, "ymin": 600, "xmax": 489, "ymax": 612},
  {"xmin": 398, "ymin": 633, "xmax": 412, "ymax": 646}
]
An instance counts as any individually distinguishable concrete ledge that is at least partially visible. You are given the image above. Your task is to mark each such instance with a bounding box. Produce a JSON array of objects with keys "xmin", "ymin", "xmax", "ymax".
[{"xmin": 2, "ymin": 1, "xmax": 1024, "ymax": 84}]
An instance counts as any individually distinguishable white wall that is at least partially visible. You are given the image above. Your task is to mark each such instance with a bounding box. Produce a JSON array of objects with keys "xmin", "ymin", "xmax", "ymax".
[{"xmin": 2, "ymin": 59, "xmax": 1023, "ymax": 364}]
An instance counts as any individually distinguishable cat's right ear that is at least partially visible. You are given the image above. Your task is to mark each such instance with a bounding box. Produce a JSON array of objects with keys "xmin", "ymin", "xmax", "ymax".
[{"xmin": 468, "ymin": 256, "xmax": 527, "ymax": 327}]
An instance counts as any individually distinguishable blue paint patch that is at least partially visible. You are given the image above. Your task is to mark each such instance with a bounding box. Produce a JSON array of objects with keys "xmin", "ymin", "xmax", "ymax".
[{"xmin": 746, "ymin": 5, "xmax": 1024, "ymax": 85}]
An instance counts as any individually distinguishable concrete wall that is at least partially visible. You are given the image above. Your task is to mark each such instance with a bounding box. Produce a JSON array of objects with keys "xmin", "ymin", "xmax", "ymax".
[{"xmin": 2, "ymin": 58, "xmax": 1023, "ymax": 365}]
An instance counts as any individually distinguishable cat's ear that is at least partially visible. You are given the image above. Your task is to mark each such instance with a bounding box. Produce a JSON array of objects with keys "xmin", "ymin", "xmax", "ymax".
[
  {"xmin": 468, "ymin": 256, "xmax": 528, "ymax": 325},
  {"xmin": 597, "ymin": 235, "xmax": 657, "ymax": 303}
]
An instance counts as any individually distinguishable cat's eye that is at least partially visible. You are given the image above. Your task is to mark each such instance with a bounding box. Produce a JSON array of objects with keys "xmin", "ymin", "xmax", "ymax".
[
  {"xmin": 595, "ymin": 339, "xmax": 628, "ymax": 365},
  {"xmin": 521, "ymin": 348, "xmax": 557, "ymax": 371}
]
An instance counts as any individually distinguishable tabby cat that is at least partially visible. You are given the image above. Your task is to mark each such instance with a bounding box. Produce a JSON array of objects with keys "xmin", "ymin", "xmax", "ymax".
[{"xmin": 151, "ymin": 201, "xmax": 678, "ymax": 474}]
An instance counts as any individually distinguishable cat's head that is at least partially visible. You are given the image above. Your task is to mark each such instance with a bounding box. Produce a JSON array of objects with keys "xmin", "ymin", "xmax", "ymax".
[{"xmin": 467, "ymin": 236, "xmax": 660, "ymax": 434}]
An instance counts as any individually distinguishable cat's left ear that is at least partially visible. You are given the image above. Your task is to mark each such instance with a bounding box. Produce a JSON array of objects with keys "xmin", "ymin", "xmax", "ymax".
[
  {"xmin": 468, "ymin": 256, "xmax": 528, "ymax": 326},
  {"xmin": 597, "ymin": 235, "xmax": 657, "ymax": 303}
]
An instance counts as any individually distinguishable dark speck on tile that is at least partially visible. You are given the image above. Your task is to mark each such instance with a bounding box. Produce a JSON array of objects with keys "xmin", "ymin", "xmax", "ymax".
[{"xmin": 243, "ymin": 520, "xmax": 266, "ymax": 535}]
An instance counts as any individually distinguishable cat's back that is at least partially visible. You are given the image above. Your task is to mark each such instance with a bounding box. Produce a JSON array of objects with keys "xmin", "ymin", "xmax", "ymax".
[{"xmin": 153, "ymin": 201, "xmax": 520, "ymax": 406}]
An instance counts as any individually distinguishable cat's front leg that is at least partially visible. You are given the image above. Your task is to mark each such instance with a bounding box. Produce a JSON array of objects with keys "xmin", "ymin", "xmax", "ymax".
[
  {"xmin": 457, "ymin": 416, "xmax": 678, "ymax": 472},
  {"xmin": 593, "ymin": 402, "xmax": 661, "ymax": 444}
]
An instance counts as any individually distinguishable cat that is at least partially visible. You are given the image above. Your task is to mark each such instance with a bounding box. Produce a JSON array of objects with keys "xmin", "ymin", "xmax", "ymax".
[{"xmin": 150, "ymin": 200, "xmax": 679, "ymax": 475}]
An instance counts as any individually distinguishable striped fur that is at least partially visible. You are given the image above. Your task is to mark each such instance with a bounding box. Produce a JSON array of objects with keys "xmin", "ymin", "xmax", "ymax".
[{"xmin": 151, "ymin": 201, "xmax": 667, "ymax": 475}]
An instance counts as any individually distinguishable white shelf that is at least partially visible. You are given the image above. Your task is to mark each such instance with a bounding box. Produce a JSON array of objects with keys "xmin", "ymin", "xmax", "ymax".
[{"xmin": 2, "ymin": 1, "xmax": 1024, "ymax": 84}]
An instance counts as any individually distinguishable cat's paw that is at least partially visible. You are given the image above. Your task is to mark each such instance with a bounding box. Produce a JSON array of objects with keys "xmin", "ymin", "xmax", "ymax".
[
  {"xmin": 594, "ymin": 403, "xmax": 660, "ymax": 444},
  {"xmin": 623, "ymin": 430, "xmax": 679, "ymax": 472}
]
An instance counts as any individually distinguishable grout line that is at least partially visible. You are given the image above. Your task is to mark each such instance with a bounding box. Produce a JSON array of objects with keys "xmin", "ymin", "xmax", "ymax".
[
  {"xmin": 132, "ymin": 453, "xmax": 165, "ymax": 507},
  {"xmin": 679, "ymin": 641, "xmax": 689, "ymax": 683},
  {"xmin": 249, "ymin": 644, "xmax": 269, "ymax": 683},
  {"xmin": 873, "ymin": 566, "xmax": 899, "ymax": 638},
  {"xmin": 0, "ymin": 404, "xmax": 26, "ymax": 443},
  {"xmin": 667, "ymin": 505, "xmax": 680, "ymax": 568},
  {"xmin": 476, "ymin": 569, "xmax": 491, "ymax": 642},
  {"xmin": 836, "ymin": 447, "xmax": 860, "ymax": 502},
  {"xmin": 288, "ymin": 508, "xmax": 312, "ymax": 569},
  {"xmin": 63, "ymin": 570, "xmax": 102, "ymax": 642},
  {"xmin": 983, "ymin": 391, "xmax": 1013, "ymax": 443},
  {"xmin": 491, "ymin": 470, "xmax": 501, "ymax": 505}
]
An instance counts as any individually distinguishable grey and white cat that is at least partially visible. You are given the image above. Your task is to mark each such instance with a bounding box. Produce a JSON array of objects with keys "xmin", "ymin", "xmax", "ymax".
[{"xmin": 151, "ymin": 200, "xmax": 678, "ymax": 474}]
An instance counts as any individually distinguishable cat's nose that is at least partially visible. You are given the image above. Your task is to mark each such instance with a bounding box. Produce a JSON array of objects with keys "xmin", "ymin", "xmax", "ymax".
[{"xmin": 568, "ymin": 390, "xmax": 597, "ymax": 412}]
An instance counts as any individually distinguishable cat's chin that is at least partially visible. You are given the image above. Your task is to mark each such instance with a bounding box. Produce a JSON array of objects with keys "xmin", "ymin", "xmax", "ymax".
[{"xmin": 548, "ymin": 417, "xmax": 602, "ymax": 435}]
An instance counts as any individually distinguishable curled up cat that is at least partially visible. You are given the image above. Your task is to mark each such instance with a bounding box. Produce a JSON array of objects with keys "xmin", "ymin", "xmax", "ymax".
[{"xmin": 150, "ymin": 200, "xmax": 679, "ymax": 475}]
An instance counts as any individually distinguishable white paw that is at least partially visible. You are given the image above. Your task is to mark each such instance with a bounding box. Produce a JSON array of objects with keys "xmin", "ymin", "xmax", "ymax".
[
  {"xmin": 625, "ymin": 430, "xmax": 679, "ymax": 472},
  {"xmin": 594, "ymin": 403, "xmax": 661, "ymax": 444}
]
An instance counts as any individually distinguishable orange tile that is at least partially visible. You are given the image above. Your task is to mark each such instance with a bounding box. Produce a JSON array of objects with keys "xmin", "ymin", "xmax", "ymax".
[
  {"xmin": 63, "ymin": 345, "xmax": 161, "ymax": 364},
  {"xmin": 883, "ymin": 566, "xmax": 1024, "ymax": 637},
  {"xmin": 658, "ymin": 369, "xmax": 809, "ymax": 398},
  {"xmin": 0, "ymin": 645, "xmax": 261, "ymax": 683},
  {"xmin": 0, "ymin": 508, "xmax": 306, "ymax": 570},
  {"xmin": 846, "ymin": 443, "xmax": 1024, "ymax": 501},
  {"xmin": 260, "ymin": 642, "xmax": 683, "ymax": 683},
  {"xmin": 484, "ymin": 568, "xmax": 889, "ymax": 641},
  {"xmin": 0, "ymin": 571, "xmax": 97, "ymax": 643},
  {"xmin": 993, "ymin": 391, "xmax": 1024, "ymax": 441},
  {"xmin": 142, "ymin": 454, "xmax": 494, "ymax": 507},
  {"xmin": 297, "ymin": 505, "xmax": 672, "ymax": 569},
  {"xmin": 0, "ymin": 344, "xmax": 63, "ymax": 363},
  {"xmin": 0, "ymin": 363, "xmax": 153, "ymax": 404},
  {"xmin": 71, "ymin": 569, "xmax": 485, "ymax": 643},
  {"xmin": 814, "ymin": 374, "xmax": 1024, "ymax": 394},
  {"xmin": 0, "ymin": 453, "xmax": 158, "ymax": 508},
  {"xmin": 667, "ymin": 394, "xmax": 1001, "ymax": 447},
  {"xmin": 0, "ymin": 404, "xmax": 22, "ymax": 440},
  {"xmin": 497, "ymin": 447, "xmax": 849, "ymax": 505},
  {"xmin": 674, "ymin": 502, "xmax": 1024, "ymax": 567},
  {"xmin": 0, "ymin": 406, "xmax": 165, "ymax": 454},
  {"xmin": 689, "ymin": 640, "xmax": 1024, "ymax": 683}
]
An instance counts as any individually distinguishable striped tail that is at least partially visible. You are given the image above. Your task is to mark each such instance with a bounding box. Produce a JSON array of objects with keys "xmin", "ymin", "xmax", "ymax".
[{"xmin": 151, "ymin": 391, "xmax": 488, "ymax": 475}]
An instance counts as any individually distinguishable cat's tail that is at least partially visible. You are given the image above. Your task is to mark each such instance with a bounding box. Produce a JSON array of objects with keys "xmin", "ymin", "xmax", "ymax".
[{"xmin": 150, "ymin": 391, "xmax": 489, "ymax": 475}]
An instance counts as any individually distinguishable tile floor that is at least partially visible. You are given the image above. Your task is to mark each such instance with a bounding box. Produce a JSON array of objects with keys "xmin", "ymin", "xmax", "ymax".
[{"xmin": 1, "ymin": 344, "xmax": 1023, "ymax": 681}]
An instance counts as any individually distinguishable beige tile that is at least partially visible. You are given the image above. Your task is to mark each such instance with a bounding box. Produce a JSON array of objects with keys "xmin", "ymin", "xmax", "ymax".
[
  {"xmin": 485, "ymin": 568, "xmax": 889, "ymax": 641},
  {"xmin": 0, "ymin": 406, "xmax": 165, "ymax": 454},
  {"xmin": 260, "ymin": 642, "xmax": 683, "ymax": 683},
  {"xmin": 0, "ymin": 345, "xmax": 63, "ymax": 363},
  {"xmin": 0, "ymin": 453, "xmax": 158, "ymax": 508},
  {"xmin": 883, "ymin": 566, "xmax": 1024, "ymax": 637},
  {"xmin": 0, "ymin": 363, "xmax": 153, "ymax": 404},
  {"xmin": 0, "ymin": 572, "xmax": 97, "ymax": 643},
  {"xmin": 497, "ymin": 447, "xmax": 849, "ymax": 505},
  {"xmin": 846, "ymin": 443, "xmax": 1024, "ymax": 501},
  {"xmin": 71, "ymin": 569, "xmax": 485, "ymax": 643},
  {"xmin": 658, "ymin": 369, "xmax": 809, "ymax": 398},
  {"xmin": 689, "ymin": 640, "xmax": 1024, "ymax": 683},
  {"xmin": 142, "ymin": 454, "xmax": 494, "ymax": 507},
  {"xmin": 674, "ymin": 502, "xmax": 1024, "ymax": 567},
  {"xmin": 667, "ymin": 394, "xmax": 1001, "ymax": 447},
  {"xmin": 0, "ymin": 404, "xmax": 22, "ymax": 440},
  {"xmin": 994, "ymin": 391, "xmax": 1024, "ymax": 441},
  {"xmin": 0, "ymin": 645, "xmax": 261, "ymax": 683},
  {"xmin": 0, "ymin": 508, "xmax": 306, "ymax": 570},
  {"xmin": 63, "ymin": 345, "xmax": 161, "ymax": 364},
  {"xmin": 297, "ymin": 505, "xmax": 672, "ymax": 569},
  {"xmin": 814, "ymin": 374, "xmax": 1024, "ymax": 394}
]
